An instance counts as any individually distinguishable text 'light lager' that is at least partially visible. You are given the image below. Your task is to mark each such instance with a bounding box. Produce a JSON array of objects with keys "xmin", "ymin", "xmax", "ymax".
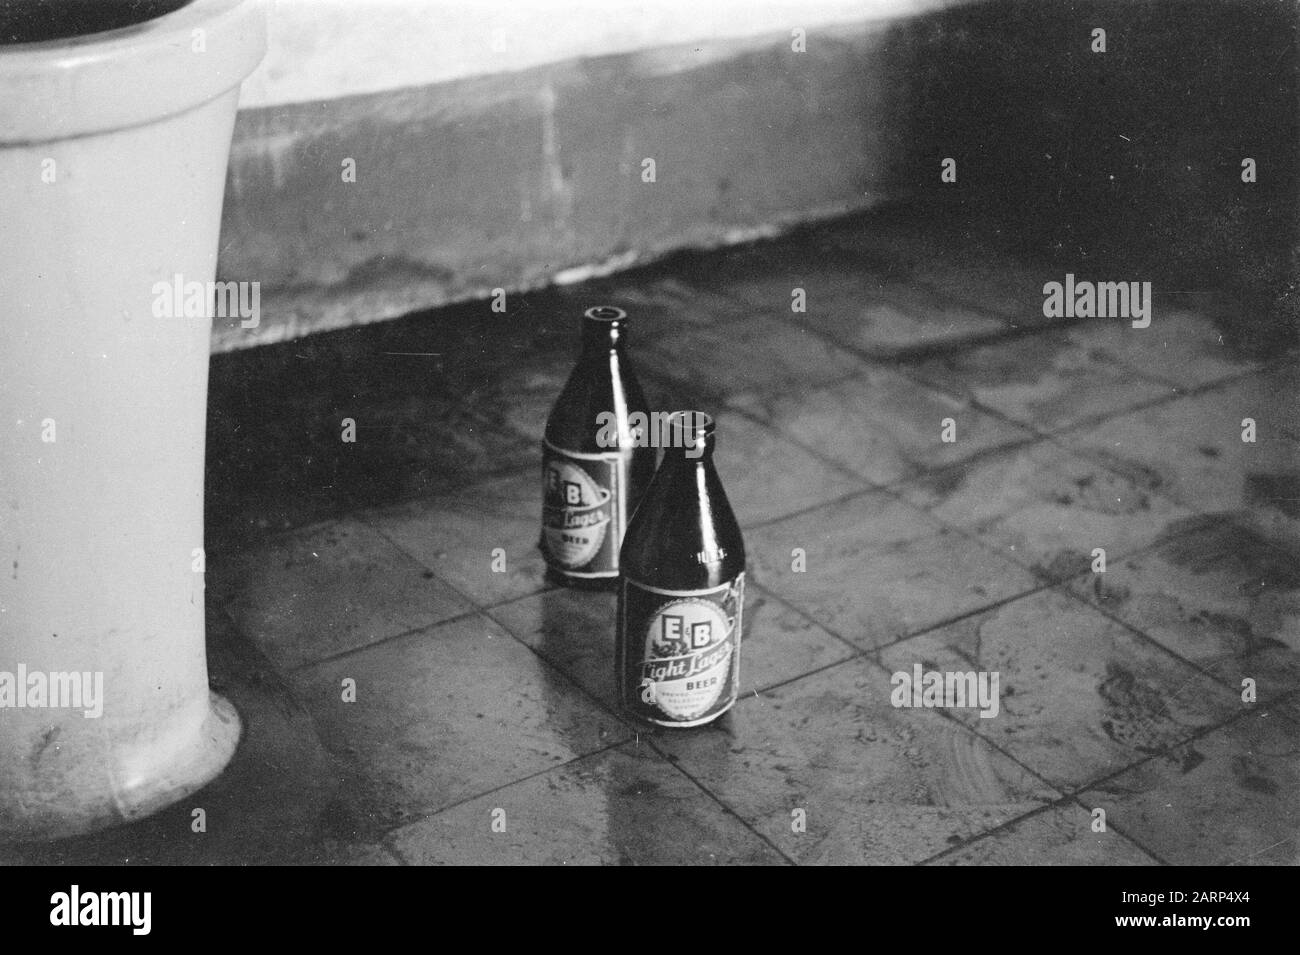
[
  {"xmin": 540, "ymin": 306, "xmax": 656, "ymax": 586},
  {"xmin": 617, "ymin": 411, "xmax": 746, "ymax": 727}
]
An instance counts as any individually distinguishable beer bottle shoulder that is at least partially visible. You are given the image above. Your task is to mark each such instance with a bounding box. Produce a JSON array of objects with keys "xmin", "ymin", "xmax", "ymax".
[
  {"xmin": 620, "ymin": 463, "xmax": 745, "ymax": 590},
  {"xmin": 544, "ymin": 353, "xmax": 651, "ymax": 452}
]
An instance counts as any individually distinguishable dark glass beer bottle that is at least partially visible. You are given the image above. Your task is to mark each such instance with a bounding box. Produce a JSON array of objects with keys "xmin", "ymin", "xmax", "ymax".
[
  {"xmin": 617, "ymin": 411, "xmax": 746, "ymax": 727},
  {"xmin": 540, "ymin": 306, "xmax": 656, "ymax": 586}
]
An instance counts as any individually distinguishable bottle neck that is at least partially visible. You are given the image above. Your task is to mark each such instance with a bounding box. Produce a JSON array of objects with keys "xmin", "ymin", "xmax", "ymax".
[
  {"xmin": 581, "ymin": 322, "xmax": 626, "ymax": 355},
  {"xmin": 662, "ymin": 434, "xmax": 715, "ymax": 466}
]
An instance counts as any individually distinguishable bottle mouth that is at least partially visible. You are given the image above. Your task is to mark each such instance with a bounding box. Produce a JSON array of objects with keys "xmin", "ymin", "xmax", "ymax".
[
  {"xmin": 669, "ymin": 410, "xmax": 715, "ymax": 447},
  {"xmin": 583, "ymin": 305, "xmax": 627, "ymax": 323}
]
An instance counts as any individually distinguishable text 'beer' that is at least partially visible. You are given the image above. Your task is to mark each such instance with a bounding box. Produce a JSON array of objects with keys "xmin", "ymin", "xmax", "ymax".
[
  {"xmin": 617, "ymin": 411, "xmax": 746, "ymax": 727},
  {"xmin": 540, "ymin": 306, "xmax": 655, "ymax": 585}
]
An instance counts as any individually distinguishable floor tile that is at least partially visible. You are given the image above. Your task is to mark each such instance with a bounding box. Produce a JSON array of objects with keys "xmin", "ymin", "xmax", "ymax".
[
  {"xmin": 289, "ymin": 614, "xmax": 630, "ymax": 828},
  {"xmin": 1206, "ymin": 361, "xmax": 1300, "ymax": 453},
  {"xmin": 912, "ymin": 260, "xmax": 1048, "ymax": 330},
  {"xmin": 746, "ymin": 490, "xmax": 1039, "ymax": 648},
  {"xmin": 342, "ymin": 384, "xmax": 535, "ymax": 503},
  {"xmin": 1070, "ymin": 516, "xmax": 1300, "ymax": 704},
  {"xmin": 207, "ymin": 332, "xmax": 536, "ymax": 540},
  {"xmin": 798, "ymin": 285, "xmax": 1008, "ymax": 359},
  {"xmin": 223, "ymin": 518, "xmax": 475, "ymax": 670},
  {"xmin": 386, "ymin": 742, "xmax": 786, "ymax": 865},
  {"xmin": 1256, "ymin": 361, "xmax": 1300, "ymax": 440},
  {"xmin": 896, "ymin": 440, "xmax": 1194, "ymax": 581},
  {"xmin": 489, "ymin": 582, "xmax": 856, "ymax": 712},
  {"xmin": 1068, "ymin": 309, "xmax": 1266, "ymax": 390},
  {"xmin": 460, "ymin": 359, "xmax": 571, "ymax": 446},
  {"xmin": 389, "ymin": 295, "xmax": 573, "ymax": 401},
  {"xmin": 711, "ymin": 411, "xmax": 869, "ymax": 528},
  {"xmin": 908, "ymin": 329, "xmax": 1172, "ymax": 433},
  {"xmin": 929, "ymin": 803, "xmax": 1158, "ymax": 865},
  {"xmin": 312, "ymin": 840, "xmax": 404, "ymax": 866},
  {"xmin": 691, "ymin": 242, "xmax": 892, "ymax": 317},
  {"xmin": 1077, "ymin": 707, "xmax": 1300, "ymax": 865},
  {"xmin": 638, "ymin": 315, "xmax": 863, "ymax": 399},
  {"xmin": 649, "ymin": 657, "xmax": 1058, "ymax": 864},
  {"xmin": 823, "ymin": 208, "xmax": 1045, "ymax": 325},
  {"xmin": 1060, "ymin": 381, "xmax": 1300, "ymax": 541},
  {"xmin": 729, "ymin": 366, "xmax": 1033, "ymax": 485},
  {"xmin": 878, "ymin": 588, "xmax": 1240, "ymax": 791},
  {"xmin": 366, "ymin": 469, "xmax": 550, "ymax": 609}
]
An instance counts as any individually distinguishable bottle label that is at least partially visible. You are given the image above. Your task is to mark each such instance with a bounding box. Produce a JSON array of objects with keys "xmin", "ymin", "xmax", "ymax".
[
  {"xmin": 620, "ymin": 574, "xmax": 744, "ymax": 725},
  {"xmin": 541, "ymin": 440, "xmax": 624, "ymax": 577}
]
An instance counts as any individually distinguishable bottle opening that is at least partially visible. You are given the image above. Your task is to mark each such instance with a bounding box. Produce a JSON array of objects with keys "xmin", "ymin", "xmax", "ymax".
[
  {"xmin": 583, "ymin": 306, "xmax": 627, "ymax": 323},
  {"xmin": 669, "ymin": 410, "xmax": 715, "ymax": 452},
  {"xmin": 1, "ymin": 0, "xmax": 193, "ymax": 45}
]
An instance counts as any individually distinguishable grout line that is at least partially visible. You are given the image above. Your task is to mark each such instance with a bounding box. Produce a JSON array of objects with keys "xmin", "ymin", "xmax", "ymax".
[
  {"xmin": 1054, "ymin": 565, "xmax": 1300, "ymax": 708},
  {"xmin": 207, "ymin": 457, "xmax": 539, "ymax": 558},
  {"xmin": 641, "ymin": 365, "xmax": 880, "ymax": 489},
  {"xmin": 375, "ymin": 738, "xmax": 632, "ymax": 859},
  {"xmin": 478, "ymin": 584, "xmax": 814, "ymax": 866},
  {"xmin": 360, "ymin": 519, "xmax": 508, "ymax": 611},
  {"xmin": 729, "ymin": 651, "xmax": 873, "ymax": 701},
  {"xmin": 916, "ymin": 792, "xmax": 1168, "ymax": 867},
  {"xmin": 863, "ymin": 576, "xmax": 1060, "ymax": 656},
  {"xmin": 374, "ymin": 586, "xmax": 802, "ymax": 866},
  {"xmin": 914, "ymin": 796, "xmax": 1075, "ymax": 866},
  {"xmin": 638, "ymin": 735, "xmax": 800, "ymax": 866},
  {"xmin": 479, "ymin": 595, "xmax": 652, "ymax": 738},
  {"xmin": 742, "ymin": 483, "xmax": 884, "ymax": 532},
  {"xmin": 367, "ymin": 840, "xmax": 410, "ymax": 867},
  {"xmin": 904, "ymin": 692, "xmax": 1268, "ymax": 867},
  {"xmin": 747, "ymin": 580, "xmax": 869, "ymax": 661},
  {"xmin": 1065, "ymin": 794, "xmax": 1173, "ymax": 866},
  {"xmin": 1053, "ymin": 703, "xmax": 1269, "ymax": 805},
  {"xmin": 283, "ymin": 607, "xmax": 485, "ymax": 675}
]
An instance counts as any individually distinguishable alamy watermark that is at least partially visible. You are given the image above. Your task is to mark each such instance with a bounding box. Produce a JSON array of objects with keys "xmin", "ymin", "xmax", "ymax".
[
  {"xmin": 50, "ymin": 886, "xmax": 150, "ymax": 935},
  {"xmin": 1042, "ymin": 273, "xmax": 1151, "ymax": 328},
  {"xmin": 0, "ymin": 665, "xmax": 103, "ymax": 718},
  {"xmin": 151, "ymin": 273, "xmax": 260, "ymax": 328},
  {"xmin": 595, "ymin": 410, "xmax": 706, "ymax": 459},
  {"xmin": 890, "ymin": 664, "xmax": 1000, "ymax": 719}
]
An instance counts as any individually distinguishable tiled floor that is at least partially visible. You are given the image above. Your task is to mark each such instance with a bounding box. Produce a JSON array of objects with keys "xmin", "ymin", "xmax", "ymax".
[{"xmin": 8, "ymin": 206, "xmax": 1297, "ymax": 866}]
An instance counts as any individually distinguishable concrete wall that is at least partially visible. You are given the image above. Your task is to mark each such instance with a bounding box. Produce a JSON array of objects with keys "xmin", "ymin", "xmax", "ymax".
[
  {"xmin": 215, "ymin": 2, "xmax": 955, "ymax": 350},
  {"xmin": 214, "ymin": 0, "xmax": 1298, "ymax": 352},
  {"xmin": 237, "ymin": 0, "xmax": 950, "ymax": 108}
]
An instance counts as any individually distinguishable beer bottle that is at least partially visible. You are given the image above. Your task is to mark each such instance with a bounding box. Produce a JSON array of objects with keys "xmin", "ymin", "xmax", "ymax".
[
  {"xmin": 617, "ymin": 411, "xmax": 746, "ymax": 727},
  {"xmin": 540, "ymin": 306, "xmax": 656, "ymax": 586}
]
